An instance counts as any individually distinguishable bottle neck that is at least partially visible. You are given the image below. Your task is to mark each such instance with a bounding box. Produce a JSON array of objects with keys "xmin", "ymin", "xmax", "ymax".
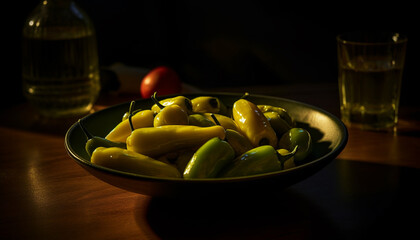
[
  {"xmin": 41, "ymin": 0, "xmax": 74, "ymax": 9},
  {"xmin": 43, "ymin": 0, "xmax": 73, "ymax": 4},
  {"xmin": 24, "ymin": 0, "xmax": 95, "ymax": 39}
]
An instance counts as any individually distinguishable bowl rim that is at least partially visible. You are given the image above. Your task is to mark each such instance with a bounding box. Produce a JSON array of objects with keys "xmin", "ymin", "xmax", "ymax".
[{"xmin": 65, "ymin": 92, "xmax": 348, "ymax": 183}]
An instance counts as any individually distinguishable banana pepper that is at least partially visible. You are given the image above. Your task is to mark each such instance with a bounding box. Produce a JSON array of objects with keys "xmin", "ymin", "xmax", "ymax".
[
  {"xmin": 91, "ymin": 147, "xmax": 181, "ymax": 178},
  {"xmin": 277, "ymin": 148, "xmax": 296, "ymax": 170},
  {"xmin": 105, "ymin": 109, "xmax": 154, "ymax": 143},
  {"xmin": 183, "ymin": 137, "xmax": 235, "ymax": 179},
  {"xmin": 78, "ymin": 120, "xmax": 126, "ymax": 157},
  {"xmin": 188, "ymin": 114, "xmax": 216, "ymax": 127},
  {"xmin": 153, "ymin": 104, "xmax": 189, "ymax": 127},
  {"xmin": 126, "ymin": 125, "xmax": 226, "ymax": 158},
  {"xmin": 151, "ymin": 95, "xmax": 193, "ymax": 114},
  {"xmin": 278, "ymin": 128, "xmax": 313, "ymax": 164},
  {"xmin": 232, "ymin": 99, "xmax": 278, "ymax": 148},
  {"xmin": 203, "ymin": 113, "xmax": 240, "ymax": 132},
  {"xmin": 258, "ymin": 105, "xmax": 294, "ymax": 127},
  {"xmin": 225, "ymin": 129, "xmax": 254, "ymax": 157},
  {"xmin": 151, "ymin": 92, "xmax": 189, "ymax": 127},
  {"xmin": 208, "ymin": 113, "xmax": 253, "ymax": 157},
  {"xmin": 263, "ymin": 111, "xmax": 291, "ymax": 137},
  {"xmin": 191, "ymin": 96, "xmax": 228, "ymax": 115}
]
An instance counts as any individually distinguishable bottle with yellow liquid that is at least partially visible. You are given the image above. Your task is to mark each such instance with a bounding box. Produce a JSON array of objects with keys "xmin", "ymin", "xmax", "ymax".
[{"xmin": 22, "ymin": 0, "xmax": 100, "ymax": 118}]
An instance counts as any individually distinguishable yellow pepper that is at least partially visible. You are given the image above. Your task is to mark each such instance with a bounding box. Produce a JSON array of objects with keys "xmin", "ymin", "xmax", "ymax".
[
  {"xmin": 191, "ymin": 96, "xmax": 228, "ymax": 115},
  {"xmin": 203, "ymin": 113, "xmax": 240, "ymax": 132},
  {"xmin": 153, "ymin": 104, "xmax": 189, "ymax": 127},
  {"xmin": 126, "ymin": 125, "xmax": 226, "ymax": 158},
  {"xmin": 224, "ymin": 129, "xmax": 254, "ymax": 157},
  {"xmin": 151, "ymin": 95, "xmax": 193, "ymax": 114},
  {"xmin": 105, "ymin": 109, "xmax": 154, "ymax": 143},
  {"xmin": 232, "ymin": 99, "xmax": 278, "ymax": 148},
  {"xmin": 188, "ymin": 114, "xmax": 216, "ymax": 127},
  {"xmin": 91, "ymin": 147, "xmax": 181, "ymax": 178}
]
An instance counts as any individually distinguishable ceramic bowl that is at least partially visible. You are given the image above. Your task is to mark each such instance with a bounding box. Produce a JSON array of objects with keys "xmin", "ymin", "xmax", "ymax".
[{"xmin": 65, "ymin": 93, "xmax": 348, "ymax": 198}]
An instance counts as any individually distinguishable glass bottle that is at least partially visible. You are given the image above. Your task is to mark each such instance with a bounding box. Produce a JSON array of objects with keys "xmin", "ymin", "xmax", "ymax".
[{"xmin": 22, "ymin": 0, "xmax": 100, "ymax": 118}]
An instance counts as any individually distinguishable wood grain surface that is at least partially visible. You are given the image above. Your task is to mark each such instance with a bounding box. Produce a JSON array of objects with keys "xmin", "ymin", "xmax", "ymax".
[{"xmin": 1, "ymin": 83, "xmax": 419, "ymax": 239}]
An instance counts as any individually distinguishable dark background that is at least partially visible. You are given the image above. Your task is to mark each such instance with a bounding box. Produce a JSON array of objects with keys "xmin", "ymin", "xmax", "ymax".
[{"xmin": 6, "ymin": 1, "xmax": 419, "ymax": 107}]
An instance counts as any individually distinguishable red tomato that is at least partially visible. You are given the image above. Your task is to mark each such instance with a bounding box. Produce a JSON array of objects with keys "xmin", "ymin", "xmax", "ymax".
[{"xmin": 140, "ymin": 66, "xmax": 182, "ymax": 98}]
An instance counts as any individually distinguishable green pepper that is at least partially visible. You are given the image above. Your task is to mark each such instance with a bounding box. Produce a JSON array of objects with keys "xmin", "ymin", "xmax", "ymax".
[
  {"xmin": 277, "ymin": 148, "xmax": 296, "ymax": 170},
  {"xmin": 220, "ymin": 145, "xmax": 295, "ymax": 178},
  {"xmin": 91, "ymin": 147, "xmax": 181, "ymax": 178},
  {"xmin": 126, "ymin": 125, "xmax": 226, "ymax": 158},
  {"xmin": 188, "ymin": 114, "xmax": 216, "ymax": 127},
  {"xmin": 191, "ymin": 96, "xmax": 228, "ymax": 115},
  {"xmin": 258, "ymin": 105, "xmax": 294, "ymax": 127},
  {"xmin": 263, "ymin": 111, "xmax": 291, "ymax": 137},
  {"xmin": 232, "ymin": 99, "xmax": 278, "ymax": 148},
  {"xmin": 78, "ymin": 120, "xmax": 126, "ymax": 157},
  {"xmin": 183, "ymin": 137, "xmax": 235, "ymax": 179},
  {"xmin": 278, "ymin": 128, "xmax": 313, "ymax": 164}
]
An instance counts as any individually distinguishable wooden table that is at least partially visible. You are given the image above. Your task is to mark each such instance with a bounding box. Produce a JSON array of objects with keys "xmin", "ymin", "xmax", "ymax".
[{"xmin": 1, "ymin": 83, "xmax": 419, "ymax": 239}]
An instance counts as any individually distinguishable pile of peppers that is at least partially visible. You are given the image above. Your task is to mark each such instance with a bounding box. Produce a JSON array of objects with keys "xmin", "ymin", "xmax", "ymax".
[{"xmin": 80, "ymin": 93, "xmax": 313, "ymax": 179}]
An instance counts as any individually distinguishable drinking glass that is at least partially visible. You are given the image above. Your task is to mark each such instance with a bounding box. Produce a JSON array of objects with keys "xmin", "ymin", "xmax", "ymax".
[{"xmin": 337, "ymin": 32, "xmax": 407, "ymax": 131}]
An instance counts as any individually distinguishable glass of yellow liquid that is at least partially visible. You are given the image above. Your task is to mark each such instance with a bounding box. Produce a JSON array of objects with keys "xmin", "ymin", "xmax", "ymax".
[{"xmin": 337, "ymin": 32, "xmax": 407, "ymax": 131}]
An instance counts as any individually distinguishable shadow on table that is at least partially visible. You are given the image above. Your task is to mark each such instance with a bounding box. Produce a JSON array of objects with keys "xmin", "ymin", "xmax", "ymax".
[
  {"xmin": 138, "ymin": 189, "xmax": 340, "ymax": 240},
  {"xmin": 135, "ymin": 159, "xmax": 420, "ymax": 240},
  {"xmin": 132, "ymin": 121, "xmax": 340, "ymax": 239}
]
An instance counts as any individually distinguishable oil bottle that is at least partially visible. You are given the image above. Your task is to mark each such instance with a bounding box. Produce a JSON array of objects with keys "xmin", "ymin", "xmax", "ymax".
[{"xmin": 22, "ymin": 0, "xmax": 100, "ymax": 117}]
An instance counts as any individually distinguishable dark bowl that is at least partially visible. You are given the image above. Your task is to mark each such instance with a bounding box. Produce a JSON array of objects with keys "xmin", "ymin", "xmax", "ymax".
[{"xmin": 65, "ymin": 93, "xmax": 348, "ymax": 198}]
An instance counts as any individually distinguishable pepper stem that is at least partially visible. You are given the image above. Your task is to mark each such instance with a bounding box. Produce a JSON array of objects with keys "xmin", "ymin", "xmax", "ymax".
[
  {"xmin": 78, "ymin": 119, "xmax": 93, "ymax": 140},
  {"xmin": 210, "ymin": 113, "xmax": 228, "ymax": 141},
  {"xmin": 127, "ymin": 100, "xmax": 136, "ymax": 132},
  {"xmin": 128, "ymin": 113, "xmax": 135, "ymax": 132},
  {"xmin": 128, "ymin": 100, "xmax": 136, "ymax": 115},
  {"xmin": 276, "ymin": 145, "xmax": 298, "ymax": 166},
  {"xmin": 240, "ymin": 92, "xmax": 250, "ymax": 99},
  {"xmin": 151, "ymin": 92, "xmax": 165, "ymax": 109},
  {"xmin": 291, "ymin": 145, "xmax": 298, "ymax": 154},
  {"xmin": 210, "ymin": 113, "xmax": 221, "ymax": 126}
]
